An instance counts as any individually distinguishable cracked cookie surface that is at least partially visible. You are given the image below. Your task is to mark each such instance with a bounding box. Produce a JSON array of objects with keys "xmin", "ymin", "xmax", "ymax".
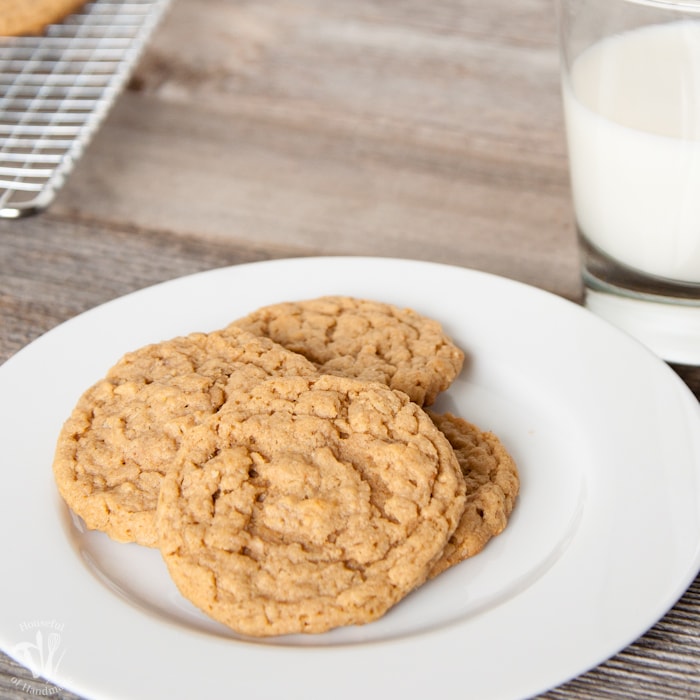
[
  {"xmin": 427, "ymin": 412, "xmax": 519, "ymax": 578},
  {"xmin": 52, "ymin": 326, "xmax": 318, "ymax": 547},
  {"xmin": 156, "ymin": 374, "xmax": 466, "ymax": 636},
  {"xmin": 231, "ymin": 296, "xmax": 464, "ymax": 406}
]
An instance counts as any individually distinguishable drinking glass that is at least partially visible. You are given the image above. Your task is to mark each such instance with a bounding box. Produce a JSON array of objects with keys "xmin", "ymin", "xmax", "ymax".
[{"xmin": 558, "ymin": 0, "xmax": 700, "ymax": 364}]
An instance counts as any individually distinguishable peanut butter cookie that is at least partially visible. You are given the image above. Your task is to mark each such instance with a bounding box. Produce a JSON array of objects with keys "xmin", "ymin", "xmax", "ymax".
[
  {"xmin": 231, "ymin": 296, "xmax": 464, "ymax": 406},
  {"xmin": 0, "ymin": 0, "xmax": 87, "ymax": 35},
  {"xmin": 156, "ymin": 374, "xmax": 467, "ymax": 636},
  {"xmin": 52, "ymin": 327, "xmax": 318, "ymax": 547},
  {"xmin": 427, "ymin": 412, "xmax": 519, "ymax": 578}
]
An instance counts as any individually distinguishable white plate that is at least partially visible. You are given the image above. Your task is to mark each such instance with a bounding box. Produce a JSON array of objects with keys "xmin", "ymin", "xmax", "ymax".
[{"xmin": 1, "ymin": 257, "xmax": 699, "ymax": 700}]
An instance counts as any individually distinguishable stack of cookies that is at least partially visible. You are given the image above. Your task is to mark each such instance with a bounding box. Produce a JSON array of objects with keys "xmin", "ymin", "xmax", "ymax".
[{"xmin": 53, "ymin": 296, "xmax": 519, "ymax": 637}]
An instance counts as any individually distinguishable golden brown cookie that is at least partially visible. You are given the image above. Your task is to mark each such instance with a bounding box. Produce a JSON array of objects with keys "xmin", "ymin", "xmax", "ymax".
[
  {"xmin": 427, "ymin": 412, "xmax": 519, "ymax": 578},
  {"xmin": 231, "ymin": 296, "xmax": 464, "ymax": 406},
  {"xmin": 0, "ymin": 0, "xmax": 88, "ymax": 36},
  {"xmin": 52, "ymin": 326, "xmax": 318, "ymax": 547},
  {"xmin": 156, "ymin": 374, "xmax": 467, "ymax": 636}
]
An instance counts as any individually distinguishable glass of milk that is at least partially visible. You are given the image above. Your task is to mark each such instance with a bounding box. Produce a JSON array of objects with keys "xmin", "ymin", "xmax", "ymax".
[{"xmin": 558, "ymin": 0, "xmax": 700, "ymax": 364}]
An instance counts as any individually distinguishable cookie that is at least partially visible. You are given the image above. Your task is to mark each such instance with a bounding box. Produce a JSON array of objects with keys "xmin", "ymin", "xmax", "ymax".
[
  {"xmin": 231, "ymin": 296, "xmax": 464, "ymax": 406},
  {"xmin": 156, "ymin": 374, "xmax": 467, "ymax": 636},
  {"xmin": 52, "ymin": 326, "xmax": 318, "ymax": 547},
  {"xmin": 0, "ymin": 0, "xmax": 87, "ymax": 36},
  {"xmin": 427, "ymin": 412, "xmax": 519, "ymax": 578}
]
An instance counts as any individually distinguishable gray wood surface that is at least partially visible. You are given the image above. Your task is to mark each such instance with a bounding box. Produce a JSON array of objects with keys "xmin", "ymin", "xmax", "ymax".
[{"xmin": 1, "ymin": 0, "xmax": 699, "ymax": 697}]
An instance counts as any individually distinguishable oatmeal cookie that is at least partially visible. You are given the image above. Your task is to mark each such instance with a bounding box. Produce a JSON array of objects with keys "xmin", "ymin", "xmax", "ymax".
[
  {"xmin": 427, "ymin": 412, "xmax": 519, "ymax": 578},
  {"xmin": 52, "ymin": 326, "xmax": 318, "ymax": 547},
  {"xmin": 0, "ymin": 0, "xmax": 88, "ymax": 36},
  {"xmin": 231, "ymin": 296, "xmax": 464, "ymax": 406},
  {"xmin": 156, "ymin": 374, "xmax": 467, "ymax": 636}
]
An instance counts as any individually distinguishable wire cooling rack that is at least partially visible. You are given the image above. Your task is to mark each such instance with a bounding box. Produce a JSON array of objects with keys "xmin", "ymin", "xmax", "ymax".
[{"xmin": 0, "ymin": 0, "xmax": 171, "ymax": 218}]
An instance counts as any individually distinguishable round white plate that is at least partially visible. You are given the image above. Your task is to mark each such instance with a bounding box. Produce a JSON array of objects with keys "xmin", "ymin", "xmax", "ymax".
[{"xmin": 1, "ymin": 257, "xmax": 699, "ymax": 700}]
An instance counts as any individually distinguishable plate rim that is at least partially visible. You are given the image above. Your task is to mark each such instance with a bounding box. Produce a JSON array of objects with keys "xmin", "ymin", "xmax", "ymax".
[{"xmin": 1, "ymin": 255, "xmax": 699, "ymax": 700}]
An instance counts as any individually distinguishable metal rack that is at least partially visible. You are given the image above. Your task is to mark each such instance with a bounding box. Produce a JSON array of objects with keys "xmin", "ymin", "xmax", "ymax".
[{"xmin": 0, "ymin": 0, "xmax": 171, "ymax": 218}]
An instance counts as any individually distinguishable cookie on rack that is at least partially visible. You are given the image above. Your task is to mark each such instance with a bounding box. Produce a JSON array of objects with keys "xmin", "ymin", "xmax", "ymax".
[
  {"xmin": 156, "ymin": 374, "xmax": 467, "ymax": 636},
  {"xmin": 52, "ymin": 326, "xmax": 318, "ymax": 547},
  {"xmin": 427, "ymin": 411, "xmax": 519, "ymax": 578},
  {"xmin": 231, "ymin": 296, "xmax": 464, "ymax": 406},
  {"xmin": 0, "ymin": 0, "xmax": 88, "ymax": 36}
]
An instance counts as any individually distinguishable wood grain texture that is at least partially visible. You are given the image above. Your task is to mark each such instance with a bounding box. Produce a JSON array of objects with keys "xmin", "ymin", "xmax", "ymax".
[
  {"xmin": 51, "ymin": 0, "xmax": 581, "ymax": 300},
  {"xmin": 1, "ymin": 0, "xmax": 699, "ymax": 698},
  {"xmin": 0, "ymin": 217, "xmax": 302, "ymax": 364}
]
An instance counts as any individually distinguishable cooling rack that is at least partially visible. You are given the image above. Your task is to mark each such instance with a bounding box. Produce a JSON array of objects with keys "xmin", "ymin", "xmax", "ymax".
[{"xmin": 0, "ymin": 0, "xmax": 171, "ymax": 218}]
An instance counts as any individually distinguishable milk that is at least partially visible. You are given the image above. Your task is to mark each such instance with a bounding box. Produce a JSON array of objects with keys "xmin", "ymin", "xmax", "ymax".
[{"xmin": 563, "ymin": 20, "xmax": 700, "ymax": 284}]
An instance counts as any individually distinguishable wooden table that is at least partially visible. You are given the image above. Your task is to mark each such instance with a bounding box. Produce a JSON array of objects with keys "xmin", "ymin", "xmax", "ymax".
[{"xmin": 1, "ymin": 1, "xmax": 699, "ymax": 697}]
